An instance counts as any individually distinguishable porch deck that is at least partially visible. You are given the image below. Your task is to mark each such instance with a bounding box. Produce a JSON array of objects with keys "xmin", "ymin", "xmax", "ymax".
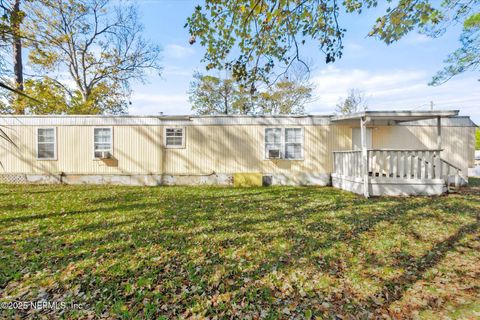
[
  {"xmin": 332, "ymin": 149, "xmax": 463, "ymax": 196},
  {"xmin": 329, "ymin": 110, "xmax": 465, "ymax": 197}
]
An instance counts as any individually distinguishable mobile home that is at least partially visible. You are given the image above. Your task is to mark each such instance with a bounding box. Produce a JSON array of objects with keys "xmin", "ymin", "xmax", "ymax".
[{"xmin": 0, "ymin": 110, "xmax": 476, "ymax": 196}]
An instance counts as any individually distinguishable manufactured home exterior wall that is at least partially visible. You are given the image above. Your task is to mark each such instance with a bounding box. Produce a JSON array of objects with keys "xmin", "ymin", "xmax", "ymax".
[
  {"xmin": 0, "ymin": 125, "xmax": 163, "ymax": 174},
  {"xmin": 0, "ymin": 115, "xmax": 475, "ymax": 185},
  {"xmin": 0, "ymin": 124, "xmax": 351, "ymax": 175},
  {"xmin": 164, "ymin": 125, "xmax": 351, "ymax": 175}
]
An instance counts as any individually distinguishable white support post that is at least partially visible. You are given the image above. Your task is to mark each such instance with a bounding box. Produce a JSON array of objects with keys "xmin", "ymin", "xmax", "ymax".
[
  {"xmin": 437, "ymin": 116, "xmax": 442, "ymax": 150},
  {"xmin": 360, "ymin": 117, "xmax": 369, "ymax": 198}
]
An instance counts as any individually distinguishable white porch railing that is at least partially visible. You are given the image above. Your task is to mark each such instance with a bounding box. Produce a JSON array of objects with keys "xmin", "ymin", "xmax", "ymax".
[
  {"xmin": 333, "ymin": 149, "xmax": 462, "ymax": 181},
  {"xmin": 333, "ymin": 150, "xmax": 363, "ymax": 178}
]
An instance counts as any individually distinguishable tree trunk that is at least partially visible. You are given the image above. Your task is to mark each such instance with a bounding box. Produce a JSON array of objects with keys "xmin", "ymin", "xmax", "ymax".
[
  {"xmin": 222, "ymin": 83, "xmax": 229, "ymax": 114},
  {"xmin": 12, "ymin": 0, "xmax": 24, "ymax": 114},
  {"xmin": 223, "ymin": 95, "xmax": 228, "ymax": 114}
]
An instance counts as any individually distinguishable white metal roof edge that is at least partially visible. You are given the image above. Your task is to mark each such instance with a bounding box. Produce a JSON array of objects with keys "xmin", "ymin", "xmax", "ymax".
[
  {"xmin": 0, "ymin": 114, "xmax": 332, "ymax": 126},
  {"xmin": 398, "ymin": 116, "xmax": 477, "ymax": 127},
  {"xmin": 0, "ymin": 111, "xmax": 474, "ymax": 127},
  {"xmin": 0, "ymin": 114, "xmax": 332, "ymax": 118},
  {"xmin": 331, "ymin": 110, "xmax": 460, "ymax": 122}
]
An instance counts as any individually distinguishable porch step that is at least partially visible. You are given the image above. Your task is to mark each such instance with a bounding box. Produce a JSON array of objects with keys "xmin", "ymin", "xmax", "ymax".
[{"xmin": 447, "ymin": 186, "xmax": 458, "ymax": 193}]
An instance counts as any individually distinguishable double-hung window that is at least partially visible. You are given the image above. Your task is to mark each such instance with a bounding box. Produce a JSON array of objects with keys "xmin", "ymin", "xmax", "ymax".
[
  {"xmin": 265, "ymin": 127, "xmax": 304, "ymax": 160},
  {"xmin": 93, "ymin": 127, "xmax": 113, "ymax": 159},
  {"xmin": 165, "ymin": 127, "xmax": 185, "ymax": 148},
  {"xmin": 284, "ymin": 128, "xmax": 303, "ymax": 159},
  {"xmin": 37, "ymin": 128, "xmax": 57, "ymax": 160},
  {"xmin": 265, "ymin": 128, "xmax": 282, "ymax": 159}
]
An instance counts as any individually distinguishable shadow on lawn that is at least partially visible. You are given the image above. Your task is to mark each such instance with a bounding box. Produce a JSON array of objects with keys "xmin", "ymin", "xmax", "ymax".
[
  {"xmin": 1, "ymin": 185, "xmax": 479, "ymax": 319},
  {"xmin": 380, "ymin": 221, "xmax": 478, "ymax": 304}
]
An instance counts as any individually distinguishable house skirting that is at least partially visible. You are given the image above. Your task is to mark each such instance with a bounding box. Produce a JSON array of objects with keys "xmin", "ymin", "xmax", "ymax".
[
  {"xmin": 331, "ymin": 173, "xmax": 446, "ymax": 196},
  {"xmin": 0, "ymin": 173, "xmax": 331, "ymax": 187}
]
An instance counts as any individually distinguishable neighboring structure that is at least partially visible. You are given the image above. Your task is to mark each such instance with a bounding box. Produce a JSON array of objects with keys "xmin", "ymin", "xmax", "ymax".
[
  {"xmin": 469, "ymin": 150, "xmax": 480, "ymax": 177},
  {"xmin": 0, "ymin": 110, "xmax": 476, "ymax": 197}
]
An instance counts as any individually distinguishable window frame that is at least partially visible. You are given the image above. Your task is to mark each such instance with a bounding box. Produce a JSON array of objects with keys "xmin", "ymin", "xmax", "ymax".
[
  {"xmin": 284, "ymin": 127, "xmax": 304, "ymax": 160},
  {"xmin": 264, "ymin": 128, "xmax": 283, "ymax": 160},
  {"xmin": 92, "ymin": 126, "xmax": 113, "ymax": 160},
  {"xmin": 36, "ymin": 127, "xmax": 57, "ymax": 161},
  {"xmin": 264, "ymin": 127, "xmax": 304, "ymax": 160},
  {"xmin": 164, "ymin": 127, "xmax": 186, "ymax": 149}
]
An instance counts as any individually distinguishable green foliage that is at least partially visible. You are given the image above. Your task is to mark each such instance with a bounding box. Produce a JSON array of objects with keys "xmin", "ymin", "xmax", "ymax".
[
  {"xmin": 430, "ymin": 7, "xmax": 479, "ymax": 85},
  {"xmin": 188, "ymin": 72, "xmax": 238, "ymax": 115},
  {"xmin": 186, "ymin": 1, "xmax": 478, "ymax": 85},
  {"xmin": 0, "ymin": 184, "xmax": 479, "ymax": 318},
  {"xmin": 0, "ymin": 0, "xmax": 27, "ymax": 48},
  {"xmin": 1, "ymin": 78, "xmax": 127, "ymax": 114},
  {"xmin": 186, "ymin": 0, "xmax": 347, "ymax": 83},
  {"xmin": 257, "ymin": 79, "xmax": 312, "ymax": 114},
  {"xmin": 20, "ymin": 0, "xmax": 161, "ymax": 114},
  {"xmin": 364, "ymin": 0, "xmax": 440, "ymax": 44},
  {"xmin": 189, "ymin": 72, "xmax": 311, "ymax": 115},
  {"xmin": 21, "ymin": 78, "xmax": 68, "ymax": 114},
  {"xmin": 335, "ymin": 88, "xmax": 367, "ymax": 114}
]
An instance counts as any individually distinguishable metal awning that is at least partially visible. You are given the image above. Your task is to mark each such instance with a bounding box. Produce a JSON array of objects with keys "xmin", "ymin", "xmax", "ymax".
[{"xmin": 330, "ymin": 110, "xmax": 459, "ymax": 125}]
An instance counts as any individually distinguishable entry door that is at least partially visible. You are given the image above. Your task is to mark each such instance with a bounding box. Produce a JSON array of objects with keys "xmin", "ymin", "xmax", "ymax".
[{"xmin": 352, "ymin": 128, "xmax": 372, "ymax": 150}]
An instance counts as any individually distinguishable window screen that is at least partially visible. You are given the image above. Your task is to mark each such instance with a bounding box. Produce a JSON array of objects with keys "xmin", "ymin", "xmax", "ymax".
[
  {"xmin": 264, "ymin": 127, "xmax": 303, "ymax": 160},
  {"xmin": 285, "ymin": 128, "xmax": 303, "ymax": 159},
  {"xmin": 265, "ymin": 128, "xmax": 282, "ymax": 157},
  {"xmin": 37, "ymin": 128, "xmax": 56, "ymax": 159},
  {"xmin": 94, "ymin": 128, "xmax": 112, "ymax": 158},
  {"xmin": 165, "ymin": 128, "xmax": 184, "ymax": 147}
]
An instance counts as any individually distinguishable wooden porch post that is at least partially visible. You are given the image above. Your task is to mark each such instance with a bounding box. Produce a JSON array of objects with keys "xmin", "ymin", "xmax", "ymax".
[
  {"xmin": 436, "ymin": 116, "xmax": 442, "ymax": 150},
  {"xmin": 360, "ymin": 116, "xmax": 369, "ymax": 198}
]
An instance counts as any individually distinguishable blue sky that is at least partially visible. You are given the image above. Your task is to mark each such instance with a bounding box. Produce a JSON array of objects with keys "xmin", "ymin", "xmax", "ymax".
[{"xmin": 130, "ymin": 0, "xmax": 479, "ymax": 123}]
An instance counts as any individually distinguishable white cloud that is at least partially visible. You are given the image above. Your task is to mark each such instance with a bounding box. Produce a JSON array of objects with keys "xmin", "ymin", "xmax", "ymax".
[
  {"xmin": 164, "ymin": 44, "xmax": 195, "ymax": 59},
  {"xmin": 343, "ymin": 41, "xmax": 365, "ymax": 53},
  {"xmin": 403, "ymin": 33, "xmax": 432, "ymax": 45},
  {"xmin": 162, "ymin": 65, "xmax": 193, "ymax": 77},
  {"xmin": 128, "ymin": 65, "xmax": 479, "ymax": 124},
  {"xmin": 307, "ymin": 66, "xmax": 480, "ymax": 123}
]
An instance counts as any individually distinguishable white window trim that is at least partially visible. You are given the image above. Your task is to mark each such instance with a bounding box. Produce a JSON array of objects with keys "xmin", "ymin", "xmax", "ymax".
[
  {"xmin": 264, "ymin": 128, "xmax": 283, "ymax": 160},
  {"xmin": 36, "ymin": 127, "xmax": 57, "ymax": 160},
  {"xmin": 284, "ymin": 127, "xmax": 305, "ymax": 160},
  {"xmin": 264, "ymin": 127, "xmax": 304, "ymax": 160},
  {"xmin": 164, "ymin": 127, "xmax": 186, "ymax": 149},
  {"xmin": 93, "ymin": 126, "xmax": 113, "ymax": 160}
]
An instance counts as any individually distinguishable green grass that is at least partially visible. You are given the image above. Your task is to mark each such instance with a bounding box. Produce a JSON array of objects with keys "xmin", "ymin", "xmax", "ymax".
[{"xmin": 0, "ymin": 183, "xmax": 479, "ymax": 319}]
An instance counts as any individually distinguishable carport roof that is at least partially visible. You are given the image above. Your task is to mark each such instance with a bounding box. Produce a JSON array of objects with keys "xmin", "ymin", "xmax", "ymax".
[{"xmin": 330, "ymin": 110, "xmax": 459, "ymax": 123}]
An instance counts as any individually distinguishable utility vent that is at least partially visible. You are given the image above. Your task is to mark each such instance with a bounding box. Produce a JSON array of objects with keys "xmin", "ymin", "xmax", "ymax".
[
  {"xmin": 262, "ymin": 175, "xmax": 273, "ymax": 187},
  {"xmin": 267, "ymin": 149, "xmax": 281, "ymax": 159}
]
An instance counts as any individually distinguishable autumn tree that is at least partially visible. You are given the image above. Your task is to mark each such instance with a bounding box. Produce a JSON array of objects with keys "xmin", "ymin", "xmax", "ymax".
[
  {"xmin": 188, "ymin": 69, "xmax": 312, "ymax": 115},
  {"xmin": 1, "ymin": 0, "xmax": 26, "ymax": 113},
  {"xmin": 186, "ymin": 0, "xmax": 479, "ymax": 86},
  {"xmin": 188, "ymin": 72, "xmax": 237, "ymax": 115},
  {"xmin": 257, "ymin": 64, "xmax": 312, "ymax": 114},
  {"xmin": 335, "ymin": 89, "xmax": 367, "ymax": 115},
  {"xmin": 21, "ymin": 0, "xmax": 161, "ymax": 114},
  {"xmin": 188, "ymin": 73, "xmax": 260, "ymax": 115}
]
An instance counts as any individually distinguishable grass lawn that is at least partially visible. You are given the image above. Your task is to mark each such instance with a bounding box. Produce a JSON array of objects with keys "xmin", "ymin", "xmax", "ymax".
[{"xmin": 1, "ymin": 182, "xmax": 479, "ymax": 319}]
